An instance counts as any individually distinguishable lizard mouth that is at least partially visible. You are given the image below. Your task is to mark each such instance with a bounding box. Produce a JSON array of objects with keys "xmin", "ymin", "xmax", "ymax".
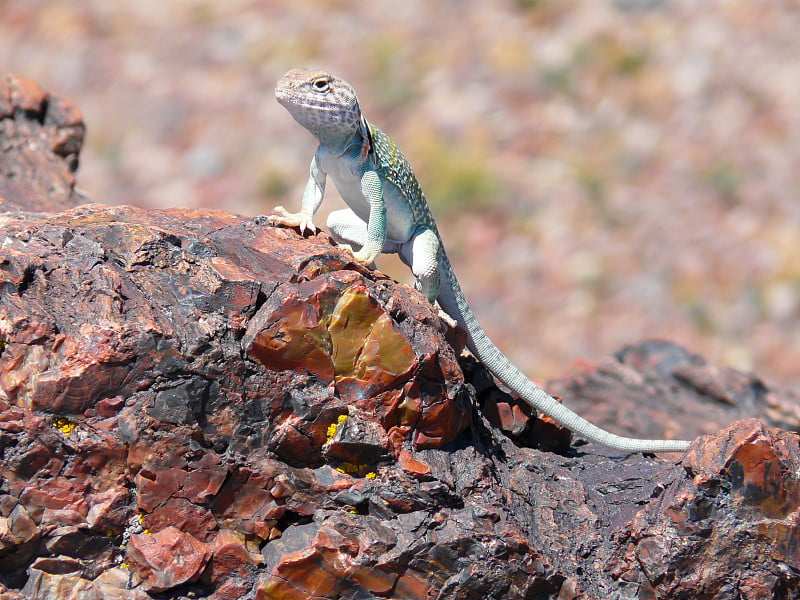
[
  {"xmin": 275, "ymin": 92, "xmax": 360, "ymax": 131},
  {"xmin": 275, "ymin": 89, "xmax": 335, "ymax": 113}
]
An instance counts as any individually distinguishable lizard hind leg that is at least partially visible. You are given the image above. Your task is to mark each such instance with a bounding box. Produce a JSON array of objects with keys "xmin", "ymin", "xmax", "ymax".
[
  {"xmin": 327, "ymin": 208, "xmax": 368, "ymax": 250},
  {"xmin": 327, "ymin": 208, "xmax": 401, "ymax": 264},
  {"xmin": 404, "ymin": 227, "xmax": 441, "ymax": 303}
]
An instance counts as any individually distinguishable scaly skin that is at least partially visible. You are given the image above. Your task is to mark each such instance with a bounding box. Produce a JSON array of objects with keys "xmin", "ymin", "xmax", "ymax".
[{"xmin": 270, "ymin": 67, "xmax": 691, "ymax": 453}]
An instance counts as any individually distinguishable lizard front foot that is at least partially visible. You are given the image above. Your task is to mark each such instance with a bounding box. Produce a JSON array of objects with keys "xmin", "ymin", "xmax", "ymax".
[
  {"xmin": 267, "ymin": 206, "xmax": 318, "ymax": 234},
  {"xmin": 336, "ymin": 244, "xmax": 377, "ymax": 267}
]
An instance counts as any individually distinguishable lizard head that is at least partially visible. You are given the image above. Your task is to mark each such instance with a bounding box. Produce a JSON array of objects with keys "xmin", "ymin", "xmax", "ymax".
[{"xmin": 275, "ymin": 68, "xmax": 362, "ymax": 139}]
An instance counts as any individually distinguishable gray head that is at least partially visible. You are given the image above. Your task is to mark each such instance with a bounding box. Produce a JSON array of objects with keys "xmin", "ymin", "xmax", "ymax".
[{"xmin": 275, "ymin": 68, "xmax": 362, "ymax": 140}]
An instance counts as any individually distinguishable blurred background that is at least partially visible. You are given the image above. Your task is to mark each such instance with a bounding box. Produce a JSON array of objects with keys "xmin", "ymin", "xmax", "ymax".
[{"xmin": 2, "ymin": 0, "xmax": 800, "ymax": 389}]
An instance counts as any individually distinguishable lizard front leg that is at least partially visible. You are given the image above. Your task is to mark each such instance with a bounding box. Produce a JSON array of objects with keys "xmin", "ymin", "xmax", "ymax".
[
  {"xmin": 269, "ymin": 155, "xmax": 326, "ymax": 234},
  {"xmin": 345, "ymin": 170, "xmax": 387, "ymax": 265}
]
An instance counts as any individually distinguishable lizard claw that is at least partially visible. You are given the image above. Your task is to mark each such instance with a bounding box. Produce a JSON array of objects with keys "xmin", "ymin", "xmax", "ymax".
[
  {"xmin": 349, "ymin": 247, "xmax": 379, "ymax": 266},
  {"xmin": 268, "ymin": 206, "xmax": 318, "ymax": 234},
  {"xmin": 336, "ymin": 244, "xmax": 375, "ymax": 267}
]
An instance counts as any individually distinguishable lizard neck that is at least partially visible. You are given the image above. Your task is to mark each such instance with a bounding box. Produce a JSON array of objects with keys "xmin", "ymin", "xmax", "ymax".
[
  {"xmin": 310, "ymin": 116, "xmax": 373, "ymax": 162},
  {"xmin": 308, "ymin": 122, "xmax": 363, "ymax": 158}
]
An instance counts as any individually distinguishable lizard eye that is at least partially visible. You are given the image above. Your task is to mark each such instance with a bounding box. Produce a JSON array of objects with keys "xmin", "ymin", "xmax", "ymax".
[{"xmin": 312, "ymin": 77, "xmax": 330, "ymax": 92}]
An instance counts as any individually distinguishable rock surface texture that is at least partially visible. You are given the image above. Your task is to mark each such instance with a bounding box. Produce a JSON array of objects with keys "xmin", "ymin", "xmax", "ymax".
[{"xmin": 0, "ymin": 76, "xmax": 799, "ymax": 600}]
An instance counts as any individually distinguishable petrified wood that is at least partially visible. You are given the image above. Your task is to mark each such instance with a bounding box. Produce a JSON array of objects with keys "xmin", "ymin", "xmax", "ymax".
[{"xmin": 0, "ymin": 75, "xmax": 798, "ymax": 600}]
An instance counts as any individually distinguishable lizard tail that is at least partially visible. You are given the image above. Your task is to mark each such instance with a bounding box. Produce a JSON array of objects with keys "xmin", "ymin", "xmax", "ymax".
[{"xmin": 436, "ymin": 254, "xmax": 691, "ymax": 453}]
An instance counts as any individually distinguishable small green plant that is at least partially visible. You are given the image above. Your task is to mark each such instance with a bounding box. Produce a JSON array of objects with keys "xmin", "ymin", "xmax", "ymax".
[
  {"xmin": 703, "ymin": 159, "xmax": 743, "ymax": 205},
  {"xmin": 258, "ymin": 168, "xmax": 291, "ymax": 201},
  {"xmin": 413, "ymin": 134, "xmax": 502, "ymax": 214}
]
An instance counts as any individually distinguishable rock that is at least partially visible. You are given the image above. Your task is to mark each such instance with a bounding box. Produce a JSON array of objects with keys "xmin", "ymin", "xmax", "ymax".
[
  {"xmin": 1, "ymin": 75, "xmax": 799, "ymax": 599},
  {"xmin": 547, "ymin": 339, "xmax": 800, "ymax": 445},
  {"xmin": 20, "ymin": 565, "xmax": 149, "ymax": 600},
  {"xmin": 0, "ymin": 74, "xmax": 87, "ymax": 213},
  {"xmin": 616, "ymin": 418, "xmax": 800, "ymax": 597},
  {"xmin": 126, "ymin": 526, "xmax": 210, "ymax": 592}
]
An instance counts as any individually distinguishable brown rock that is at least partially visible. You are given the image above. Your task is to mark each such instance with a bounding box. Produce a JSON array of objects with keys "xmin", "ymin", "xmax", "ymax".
[{"xmin": 126, "ymin": 526, "xmax": 210, "ymax": 592}]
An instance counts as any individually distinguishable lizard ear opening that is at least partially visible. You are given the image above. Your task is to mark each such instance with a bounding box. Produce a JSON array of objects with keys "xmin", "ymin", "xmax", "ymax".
[{"xmin": 360, "ymin": 116, "xmax": 376, "ymax": 161}]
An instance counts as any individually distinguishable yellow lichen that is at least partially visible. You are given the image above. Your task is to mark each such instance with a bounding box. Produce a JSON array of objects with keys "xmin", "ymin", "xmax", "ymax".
[
  {"xmin": 326, "ymin": 413, "xmax": 348, "ymax": 443},
  {"xmin": 335, "ymin": 461, "xmax": 368, "ymax": 474},
  {"xmin": 52, "ymin": 417, "xmax": 77, "ymax": 435}
]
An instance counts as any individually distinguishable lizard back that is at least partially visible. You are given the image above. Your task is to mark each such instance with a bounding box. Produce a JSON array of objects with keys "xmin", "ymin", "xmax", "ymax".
[{"xmin": 367, "ymin": 122, "xmax": 438, "ymax": 234}]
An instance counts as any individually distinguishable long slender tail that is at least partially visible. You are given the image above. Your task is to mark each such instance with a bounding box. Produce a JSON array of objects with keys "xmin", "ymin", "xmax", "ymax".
[{"xmin": 436, "ymin": 253, "xmax": 691, "ymax": 453}]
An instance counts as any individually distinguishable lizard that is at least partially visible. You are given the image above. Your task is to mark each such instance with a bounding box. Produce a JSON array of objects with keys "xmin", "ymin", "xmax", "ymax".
[{"xmin": 269, "ymin": 67, "xmax": 691, "ymax": 453}]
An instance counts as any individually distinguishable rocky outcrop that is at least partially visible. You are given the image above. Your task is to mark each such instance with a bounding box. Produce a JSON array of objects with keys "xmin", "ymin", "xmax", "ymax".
[
  {"xmin": 0, "ymin": 74, "xmax": 87, "ymax": 213},
  {"xmin": 0, "ymin": 75, "xmax": 798, "ymax": 600}
]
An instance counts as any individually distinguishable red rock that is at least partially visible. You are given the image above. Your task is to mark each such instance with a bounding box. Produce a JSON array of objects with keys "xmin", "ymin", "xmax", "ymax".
[
  {"xmin": 20, "ymin": 566, "xmax": 150, "ymax": 600},
  {"xmin": 135, "ymin": 467, "xmax": 183, "ymax": 512},
  {"xmin": 85, "ymin": 485, "xmax": 129, "ymax": 532},
  {"xmin": 0, "ymin": 504, "xmax": 39, "ymax": 569},
  {"xmin": 142, "ymin": 497, "xmax": 217, "ymax": 541},
  {"xmin": 202, "ymin": 529, "xmax": 258, "ymax": 594},
  {"xmin": 92, "ymin": 568, "xmax": 150, "ymax": 600},
  {"xmin": 180, "ymin": 453, "xmax": 228, "ymax": 503},
  {"xmin": 0, "ymin": 76, "xmax": 11, "ymax": 117},
  {"xmin": 245, "ymin": 289, "xmax": 336, "ymax": 381},
  {"xmin": 398, "ymin": 449, "xmax": 431, "ymax": 479},
  {"xmin": 126, "ymin": 526, "xmax": 210, "ymax": 592},
  {"xmin": 212, "ymin": 469, "xmax": 283, "ymax": 538},
  {"xmin": 483, "ymin": 393, "xmax": 529, "ymax": 434},
  {"xmin": 94, "ymin": 396, "xmax": 124, "ymax": 418},
  {"xmin": 19, "ymin": 477, "xmax": 88, "ymax": 520},
  {"xmin": 20, "ymin": 570, "xmax": 96, "ymax": 600}
]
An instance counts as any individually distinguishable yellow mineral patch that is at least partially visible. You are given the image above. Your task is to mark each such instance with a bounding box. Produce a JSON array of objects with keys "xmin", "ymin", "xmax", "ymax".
[
  {"xmin": 52, "ymin": 417, "xmax": 77, "ymax": 435},
  {"xmin": 355, "ymin": 313, "xmax": 415, "ymax": 381},
  {"xmin": 328, "ymin": 286, "xmax": 415, "ymax": 383},
  {"xmin": 328, "ymin": 287, "xmax": 381, "ymax": 378}
]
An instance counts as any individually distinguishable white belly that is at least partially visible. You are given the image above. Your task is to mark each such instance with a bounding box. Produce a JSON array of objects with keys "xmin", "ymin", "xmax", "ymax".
[{"xmin": 319, "ymin": 154, "xmax": 417, "ymax": 243}]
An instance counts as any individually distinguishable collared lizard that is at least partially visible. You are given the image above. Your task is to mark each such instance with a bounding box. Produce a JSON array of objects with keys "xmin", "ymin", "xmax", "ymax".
[{"xmin": 269, "ymin": 67, "xmax": 690, "ymax": 453}]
